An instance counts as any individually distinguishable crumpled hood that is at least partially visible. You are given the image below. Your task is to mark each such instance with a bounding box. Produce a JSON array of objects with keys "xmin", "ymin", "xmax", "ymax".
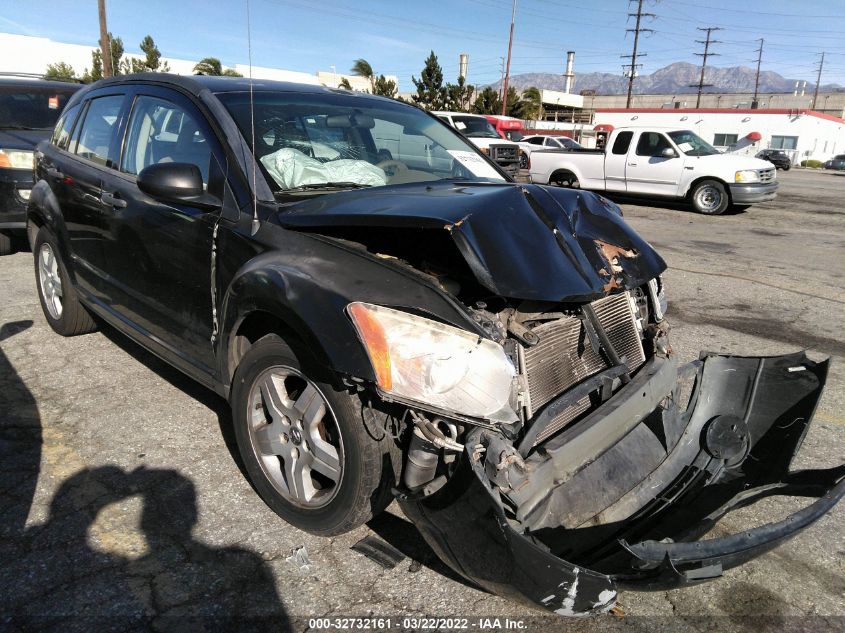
[{"xmin": 275, "ymin": 181, "xmax": 667, "ymax": 303}]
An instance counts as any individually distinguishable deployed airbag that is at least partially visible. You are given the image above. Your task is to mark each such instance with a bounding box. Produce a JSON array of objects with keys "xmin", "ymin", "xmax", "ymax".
[{"xmin": 260, "ymin": 147, "xmax": 388, "ymax": 189}]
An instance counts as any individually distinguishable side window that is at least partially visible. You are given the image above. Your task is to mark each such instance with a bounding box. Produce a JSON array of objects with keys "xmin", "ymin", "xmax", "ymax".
[
  {"xmin": 528, "ymin": 137, "xmax": 544, "ymax": 145},
  {"xmin": 636, "ymin": 132, "xmax": 672, "ymax": 157},
  {"xmin": 74, "ymin": 96, "xmax": 124, "ymax": 167},
  {"xmin": 612, "ymin": 131, "xmax": 634, "ymax": 155},
  {"xmin": 52, "ymin": 104, "xmax": 81, "ymax": 150},
  {"xmin": 121, "ymin": 95, "xmax": 212, "ymax": 185}
]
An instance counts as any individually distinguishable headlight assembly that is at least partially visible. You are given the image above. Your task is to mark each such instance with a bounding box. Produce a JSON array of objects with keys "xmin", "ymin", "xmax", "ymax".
[
  {"xmin": 0, "ymin": 149, "xmax": 35, "ymax": 170},
  {"xmin": 735, "ymin": 170, "xmax": 760, "ymax": 183},
  {"xmin": 347, "ymin": 302, "xmax": 517, "ymax": 422}
]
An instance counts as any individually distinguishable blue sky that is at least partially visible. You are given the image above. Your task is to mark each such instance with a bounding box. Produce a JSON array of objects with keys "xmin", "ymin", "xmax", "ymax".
[{"xmin": 3, "ymin": 0, "xmax": 845, "ymax": 89}]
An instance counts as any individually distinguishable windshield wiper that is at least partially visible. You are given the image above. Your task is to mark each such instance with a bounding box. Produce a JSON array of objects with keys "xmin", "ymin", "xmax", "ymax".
[{"xmin": 281, "ymin": 182, "xmax": 373, "ymax": 193}]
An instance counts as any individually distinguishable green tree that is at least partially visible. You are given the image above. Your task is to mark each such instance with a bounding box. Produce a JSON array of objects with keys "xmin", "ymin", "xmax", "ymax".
[
  {"xmin": 411, "ymin": 51, "xmax": 446, "ymax": 110},
  {"xmin": 81, "ymin": 49, "xmax": 103, "ymax": 82},
  {"xmin": 503, "ymin": 86, "xmax": 522, "ymax": 117},
  {"xmin": 193, "ymin": 57, "xmax": 241, "ymax": 77},
  {"xmin": 518, "ymin": 86, "xmax": 542, "ymax": 120},
  {"xmin": 373, "ymin": 74, "xmax": 398, "ymax": 98},
  {"xmin": 350, "ymin": 58, "xmax": 375, "ymax": 92},
  {"xmin": 109, "ymin": 33, "xmax": 125, "ymax": 75},
  {"xmin": 472, "ymin": 86, "xmax": 501, "ymax": 115},
  {"xmin": 338, "ymin": 77, "xmax": 353, "ymax": 90},
  {"xmin": 445, "ymin": 75, "xmax": 474, "ymax": 112},
  {"xmin": 44, "ymin": 62, "xmax": 78, "ymax": 82},
  {"xmin": 140, "ymin": 35, "xmax": 169, "ymax": 71}
]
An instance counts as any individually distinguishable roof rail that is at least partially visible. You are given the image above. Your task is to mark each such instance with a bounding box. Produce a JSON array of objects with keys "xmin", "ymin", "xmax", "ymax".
[{"xmin": 0, "ymin": 71, "xmax": 85, "ymax": 84}]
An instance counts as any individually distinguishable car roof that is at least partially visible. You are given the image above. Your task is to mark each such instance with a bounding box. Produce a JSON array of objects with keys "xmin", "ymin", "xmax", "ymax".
[
  {"xmin": 0, "ymin": 76, "xmax": 83, "ymax": 91},
  {"xmin": 79, "ymin": 73, "xmax": 395, "ymax": 102}
]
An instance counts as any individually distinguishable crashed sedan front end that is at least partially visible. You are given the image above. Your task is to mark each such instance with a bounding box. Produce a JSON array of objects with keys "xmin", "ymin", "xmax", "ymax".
[{"xmin": 281, "ymin": 181, "xmax": 841, "ymax": 616}]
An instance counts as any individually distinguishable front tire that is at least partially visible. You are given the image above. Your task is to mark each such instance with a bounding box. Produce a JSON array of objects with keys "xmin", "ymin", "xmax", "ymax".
[
  {"xmin": 691, "ymin": 179, "xmax": 730, "ymax": 215},
  {"xmin": 231, "ymin": 335, "xmax": 397, "ymax": 536},
  {"xmin": 33, "ymin": 227, "xmax": 97, "ymax": 336}
]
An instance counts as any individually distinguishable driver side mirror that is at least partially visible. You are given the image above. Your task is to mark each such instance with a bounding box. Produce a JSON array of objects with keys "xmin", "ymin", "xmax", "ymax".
[
  {"xmin": 660, "ymin": 147, "xmax": 677, "ymax": 158},
  {"xmin": 137, "ymin": 163, "xmax": 220, "ymax": 208}
]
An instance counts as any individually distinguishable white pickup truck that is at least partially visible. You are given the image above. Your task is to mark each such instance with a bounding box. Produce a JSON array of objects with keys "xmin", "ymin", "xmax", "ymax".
[{"xmin": 528, "ymin": 126, "xmax": 778, "ymax": 214}]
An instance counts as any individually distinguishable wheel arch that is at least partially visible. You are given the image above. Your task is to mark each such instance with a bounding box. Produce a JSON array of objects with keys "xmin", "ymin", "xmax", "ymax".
[
  {"xmin": 549, "ymin": 168, "xmax": 579, "ymax": 186},
  {"xmin": 27, "ymin": 180, "xmax": 75, "ymax": 274},
  {"xmin": 219, "ymin": 261, "xmax": 376, "ymax": 398},
  {"xmin": 685, "ymin": 175, "xmax": 732, "ymax": 201}
]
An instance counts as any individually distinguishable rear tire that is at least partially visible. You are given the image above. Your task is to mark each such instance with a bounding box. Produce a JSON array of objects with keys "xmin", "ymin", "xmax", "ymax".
[
  {"xmin": 0, "ymin": 230, "xmax": 11, "ymax": 256},
  {"xmin": 691, "ymin": 179, "xmax": 730, "ymax": 215},
  {"xmin": 783, "ymin": 164, "xmax": 791, "ymax": 171},
  {"xmin": 550, "ymin": 171, "xmax": 579, "ymax": 188},
  {"xmin": 33, "ymin": 227, "xmax": 97, "ymax": 336},
  {"xmin": 231, "ymin": 334, "xmax": 398, "ymax": 536}
]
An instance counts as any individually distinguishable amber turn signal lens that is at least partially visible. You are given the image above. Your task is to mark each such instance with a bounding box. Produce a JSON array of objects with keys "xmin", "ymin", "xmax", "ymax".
[{"xmin": 347, "ymin": 303, "xmax": 392, "ymax": 391}]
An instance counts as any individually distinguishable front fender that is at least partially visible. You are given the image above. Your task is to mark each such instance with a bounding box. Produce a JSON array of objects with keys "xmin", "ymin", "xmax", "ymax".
[{"xmin": 217, "ymin": 240, "xmax": 479, "ymax": 390}]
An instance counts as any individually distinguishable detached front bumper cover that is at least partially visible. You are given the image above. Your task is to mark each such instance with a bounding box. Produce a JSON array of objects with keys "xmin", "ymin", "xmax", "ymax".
[{"xmin": 399, "ymin": 351, "xmax": 840, "ymax": 616}]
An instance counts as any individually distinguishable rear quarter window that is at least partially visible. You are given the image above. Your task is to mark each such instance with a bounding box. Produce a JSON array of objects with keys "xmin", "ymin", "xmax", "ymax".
[{"xmin": 612, "ymin": 131, "xmax": 634, "ymax": 155}]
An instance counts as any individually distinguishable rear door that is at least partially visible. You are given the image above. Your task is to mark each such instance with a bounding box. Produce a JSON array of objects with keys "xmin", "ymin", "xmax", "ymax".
[
  {"xmin": 98, "ymin": 86, "xmax": 225, "ymax": 370},
  {"xmin": 604, "ymin": 131, "xmax": 633, "ymax": 192},
  {"xmin": 624, "ymin": 131, "xmax": 684, "ymax": 196},
  {"xmin": 55, "ymin": 92, "xmax": 128, "ymax": 294}
]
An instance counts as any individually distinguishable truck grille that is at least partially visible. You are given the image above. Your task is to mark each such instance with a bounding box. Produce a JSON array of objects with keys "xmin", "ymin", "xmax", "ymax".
[
  {"xmin": 759, "ymin": 168, "xmax": 776, "ymax": 182},
  {"xmin": 490, "ymin": 145, "xmax": 518, "ymax": 163},
  {"xmin": 520, "ymin": 292, "xmax": 646, "ymax": 444}
]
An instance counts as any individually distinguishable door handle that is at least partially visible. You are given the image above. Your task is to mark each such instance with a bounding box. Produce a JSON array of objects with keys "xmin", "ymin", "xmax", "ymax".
[
  {"xmin": 46, "ymin": 167, "xmax": 64, "ymax": 179},
  {"xmin": 100, "ymin": 191, "xmax": 128, "ymax": 208},
  {"xmin": 628, "ymin": 162, "xmax": 637, "ymax": 166}
]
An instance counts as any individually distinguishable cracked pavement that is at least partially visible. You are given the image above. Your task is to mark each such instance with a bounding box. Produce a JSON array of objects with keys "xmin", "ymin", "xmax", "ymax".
[{"xmin": 1, "ymin": 169, "xmax": 843, "ymax": 631}]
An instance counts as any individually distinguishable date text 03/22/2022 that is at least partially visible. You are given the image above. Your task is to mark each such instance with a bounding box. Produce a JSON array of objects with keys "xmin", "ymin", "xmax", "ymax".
[{"xmin": 307, "ymin": 617, "xmax": 528, "ymax": 630}]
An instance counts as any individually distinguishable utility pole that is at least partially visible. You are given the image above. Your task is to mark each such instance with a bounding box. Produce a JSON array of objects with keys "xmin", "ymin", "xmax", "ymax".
[
  {"xmin": 812, "ymin": 52, "xmax": 825, "ymax": 110},
  {"xmin": 622, "ymin": 0, "xmax": 655, "ymax": 109},
  {"xmin": 498, "ymin": 57, "xmax": 506, "ymax": 103},
  {"xmin": 500, "ymin": 0, "xmax": 517, "ymax": 116},
  {"xmin": 98, "ymin": 0, "xmax": 113, "ymax": 78},
  {"xmin": 752, "ymin": 38, "xmax": 764, "ymax": 106},
  {"xmin": 692, "ymin": 27, "xmax": 721, "ymax": 108}
]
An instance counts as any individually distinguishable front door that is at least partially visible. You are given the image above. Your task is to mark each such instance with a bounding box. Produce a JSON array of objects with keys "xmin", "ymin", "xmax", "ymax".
[
  {"xmin": 604, "ymin": 130, "xmax": 634, "ymax": 193},
  {"xmin": 624, "ymin": 131, "xmax": 684, "ymax": 197},
  {"xmin": 98, "ymin": 90, "xmax": 222, "ymax": 371}
]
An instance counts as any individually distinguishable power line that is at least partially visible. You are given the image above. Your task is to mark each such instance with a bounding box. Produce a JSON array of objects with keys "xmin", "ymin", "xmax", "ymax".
[
  {"xmin": 812, "ymin": 52, "xmax": 825, "ymax": 110},
  {"xmin": 691, "ymin": 27, "xmax": 722, "ymax": 108},
  {"xmin": 622, "ymin": 0, "xmax": 655, "ymax": 108}
]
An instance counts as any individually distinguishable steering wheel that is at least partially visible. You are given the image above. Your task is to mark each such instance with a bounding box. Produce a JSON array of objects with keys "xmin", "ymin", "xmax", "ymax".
[{"xmin": 375, "ymin": 159, "xmax": 409, "ymax": 172}]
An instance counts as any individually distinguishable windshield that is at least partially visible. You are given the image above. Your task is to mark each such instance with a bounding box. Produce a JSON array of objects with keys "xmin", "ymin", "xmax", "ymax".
[
  {"xmin": 505, "ymin": 130, "xmax": 524, "ymax": 141},
  {"xmin": 667, "ymin": 130, "xmax": 720, "ymax": 156},
  {"xmin": 0, "ymin": 85, "xmax": 79, "ymax": 130},
  {"xmin": 450, "ymin": 116, "xmax": 502, "ymax": 139},
  {"xmin": 218, "ymin": 92, "xmax": 506, "ymax": 193}
]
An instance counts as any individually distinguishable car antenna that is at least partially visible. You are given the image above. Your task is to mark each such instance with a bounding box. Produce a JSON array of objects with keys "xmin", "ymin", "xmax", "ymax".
[{"xmin": 246, "ymin": 0, "xmax": 260, "ymax": 235}]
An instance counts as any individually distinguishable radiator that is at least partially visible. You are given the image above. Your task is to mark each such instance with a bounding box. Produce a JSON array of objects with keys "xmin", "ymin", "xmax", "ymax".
[{"xmin": 520, "ymin": 291, "xmax": 645, "ymax": 444}]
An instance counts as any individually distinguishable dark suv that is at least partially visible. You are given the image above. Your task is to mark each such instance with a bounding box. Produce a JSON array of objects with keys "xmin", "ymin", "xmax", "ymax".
[
  {"xmin": 0, "ymin": 76, "xmax": 80, "ymax": 254},
  {"xmin": 28, "ymin": 74, "xmax": 841, "ymax": 617},
  {"xmin": 756, "ymin": 149, "xmax": 792, "ymax": 170}
]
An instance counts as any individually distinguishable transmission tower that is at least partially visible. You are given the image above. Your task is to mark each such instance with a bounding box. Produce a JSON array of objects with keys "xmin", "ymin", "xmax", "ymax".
[
  {"xmin": 691, "ymin": 27, "xmax": 722, "ymax": 108},
  {"xmin": 622, "ymin": 0, "xmax": 655, "ymax": 108}
]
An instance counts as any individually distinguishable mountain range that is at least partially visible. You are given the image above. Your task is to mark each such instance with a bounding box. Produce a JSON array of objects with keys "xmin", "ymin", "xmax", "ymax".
[{"xmin": 490, "ymin": 62, "xmax": 843, "ymax": 95}]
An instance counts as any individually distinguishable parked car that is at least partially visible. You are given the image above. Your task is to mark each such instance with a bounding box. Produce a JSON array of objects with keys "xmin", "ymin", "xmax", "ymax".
[
  {"xmin": 756, "ymin": 149, "xmax": 791, "ymax": 170},
  {"xmin": 0, "ymin": 76, "xmax": 81, "ymax": 254},
  {"xmin": 529, "ymin": 126, "xmax": 778, "ymax": 214},
  {"xmin": 522, "ymin": 133, "xmax": 583, "ymax": 150},
  {"xmin": 432, "ymin": 111, "xmax": 524, "ymax": 174},
  {"xmin": 29, "ymin": 74, "xmax": 841, "ymax": 617},
  {"xmin": 823, "ymin": 154, "xmax": 845, "ymax": 170}
]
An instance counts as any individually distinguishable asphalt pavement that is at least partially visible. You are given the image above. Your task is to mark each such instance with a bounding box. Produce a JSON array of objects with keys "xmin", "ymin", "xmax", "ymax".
[{"xmin": 1, "ymin": 168, "xmax": 843, "ymax": 632}]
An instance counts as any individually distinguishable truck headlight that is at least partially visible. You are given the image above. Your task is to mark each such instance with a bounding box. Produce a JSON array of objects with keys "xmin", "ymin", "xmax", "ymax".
[
  {"xmin": 348, "ymin": 302, "xmax": 517, "ymax": 422},
  {"xmin": 735, "ymin": 170, "xmax": 760, "ymax": 183},
  {"xmin": 0, "ymin": 149, "xmax": 35, "ymax": 170}
]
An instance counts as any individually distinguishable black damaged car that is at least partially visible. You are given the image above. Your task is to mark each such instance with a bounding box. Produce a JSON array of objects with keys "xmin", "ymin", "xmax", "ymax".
[
  {"xmin": 29, "ymin": 74, "xmax": 843, "ymax": 616},
  {"xmin": 0, "ymin": 76, "xmax": 80, "ymax": 255}
]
